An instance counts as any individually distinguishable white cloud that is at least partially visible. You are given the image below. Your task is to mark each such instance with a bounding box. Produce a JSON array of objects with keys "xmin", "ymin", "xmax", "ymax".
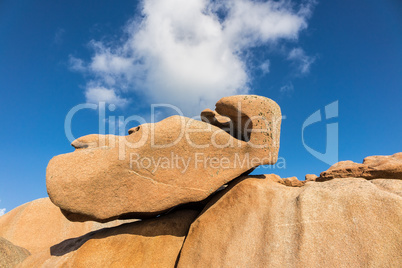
[
  {"xmin": 72, "ymin": 0, "xmax": 314, "ymax": 116},
  {"xmin": 280, "ymin": 82, "xmax": 294, "ymax": 96},
  {"xmin": 220, "ymin": 0, "xmax": 307, "ymax": 50},
  {"xmin": 85, "ymin": 86, "xmax": 129, "ymax": 108},
  {"xmin": 53, "ymin": 28, "xmax": 65, "ymax": 45},
  {"xmin": 287, "ymin": 47, "xmax": 315, "ymax": 74},
  {"xmin": 260, "ymin": 60, "xmax": 270, "ymax": 74},
  {"xmin": 69, "ymin": 56, "xmax": 86, "ymax": 72},
  {"xmin": 0, "ymin": 208, "xmax": 5, "ymax": 216}
]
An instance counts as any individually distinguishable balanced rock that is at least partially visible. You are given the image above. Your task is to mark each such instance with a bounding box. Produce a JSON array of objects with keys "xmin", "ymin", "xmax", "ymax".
[
  {"xmin": 20, "ymin": 210, "xmax": 198, "ymax": 267},
  {"xmin": 0, "ymin": 237, "xmax": 30, "ymax": 268},
  {"xmin": 47, "ymin": 95, "xmax": 281, "ymax": 222},
  {"xmin": 0, "ymin": 198, "xmax": 132, "ymax": 254},
  {"xmin": 178, "ymin": 175, "xmax": 402, "ymax": 267},
  {"xmin": 319, "ymin": 152, "xmax": 402, "ymax": 181}
]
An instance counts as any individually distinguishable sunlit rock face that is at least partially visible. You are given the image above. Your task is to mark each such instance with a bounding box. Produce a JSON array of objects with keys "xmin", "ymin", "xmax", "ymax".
[
  {"xmin": 3, "ymin": 153, "xmax": 401, "ymax": 267},
  {"xmin": 46, "ymin": 95, "xmax": 281, "ymax": 222},
  {"xmin": 0, "ymin": 198, "xmax": 132, "ymax": 254},
  {"xmin": 177, "ymin": 175, "xmax": 402, "ymax": 268}
]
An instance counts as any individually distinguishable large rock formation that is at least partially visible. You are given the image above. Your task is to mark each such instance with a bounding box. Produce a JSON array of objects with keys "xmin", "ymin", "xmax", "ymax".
[
  {"xmin": 1, "ymin": 153, "xmax": 401, "ymax": 267},
  {"xmin": 178, "ymin": 175, "xmax": 402, "ymax": 267},
  {"xmin": 0, "ymin": 237, "xmax": 30, "ymax": 268},
  {"xmin": 3, "ymin": 93, "xmax": 401, "ymax": 267},
  {"xmin": 0, "ymin": 198, "xmax": 132, "ymax": 254},
  {"xmin": 47, "ymin": 95, "xmax": 281, "ymax": 222}
]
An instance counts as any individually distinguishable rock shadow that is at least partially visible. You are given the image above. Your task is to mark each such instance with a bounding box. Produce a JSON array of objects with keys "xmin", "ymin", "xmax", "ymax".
[{"xmin": 50, "ymin": 209, "xmax": 198, "ymax": 257}]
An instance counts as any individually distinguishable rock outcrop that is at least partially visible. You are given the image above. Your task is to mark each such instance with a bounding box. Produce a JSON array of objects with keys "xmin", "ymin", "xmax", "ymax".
[
  {"xmin": 319, "ymin": 152, "xmax": 402, "ymax": 181},
  {"xmin": 0, "ymin": 237, "xmax": 30, "ymax": 268},
  {"xmin": 4, "ymin": 92, "xmax": 402, "ymax": 267},
  {"xmin": 47, "ymin": 95, "xmax": 281, "ymax": 222},
  {"xmin": 2, "ymin": 152, "xmax": 401, "ymax": 267},
  {"xmin": 0, "ymin": 198, "xmax": 132, "ymax": 254},
  {"xmin": 178, "ymin": 175, "xmax": 402, "ymax": 267}
]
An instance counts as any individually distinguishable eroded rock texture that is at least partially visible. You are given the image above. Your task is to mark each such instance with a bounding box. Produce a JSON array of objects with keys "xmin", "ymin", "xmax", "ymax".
[
  {"xmin": 47, "ymin": 95, "xmax": 281, "ymax": 222},
  {"xmin": 319, "ymin": 152, "xmax": 402, "ymax": 181},
  {"xmin": 0, "ymin": 237, "xmax": 30, "ymax": 268},
  {"xmin": 178, "ymin": 175, "xmax": 402, "ymax": 267}
]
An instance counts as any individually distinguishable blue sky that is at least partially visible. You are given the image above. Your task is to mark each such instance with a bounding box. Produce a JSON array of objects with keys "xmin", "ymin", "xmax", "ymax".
[{"xmin": 1, "ymin": 0, "xmax": 401, "ymax": 214}]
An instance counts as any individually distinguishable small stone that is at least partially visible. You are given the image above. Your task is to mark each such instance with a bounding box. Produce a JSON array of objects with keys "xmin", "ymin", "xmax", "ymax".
[
  {"xmin": 283, "ymin": 176, "xmax": 304, "ymax": 187},
  {"xmin": 305, "ymin": 174, "xmax": 318, "ymax": 182}
]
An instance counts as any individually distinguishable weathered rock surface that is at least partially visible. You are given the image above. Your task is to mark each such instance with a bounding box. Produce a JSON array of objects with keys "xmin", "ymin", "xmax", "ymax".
[
  {"xmin": 319, "ymin": 152, "xmax": 402, "ymax": 181},
  {"xmin": 47, "ymin": 95, "xmax": 282, "ymax": 222},
  {"xmin": 0, "ymin": 198, "xmax": 132, "ymax": 254},
  {"xmin": 283, "ymin": 176, "xmax": 304, "ymax": 187},
  {"xmin": 0, "ymin": 237, "xmax": 30, "ymax": 268},
  {"xmin": 3, "ymin": 152, "xmax": 402, "ymax": 267},
  {"xmin": 20, "ymin": 210, "xmax": 198, "ymax": 267},
  {"xmin": 305, "ymin": 174, "xmax": 318, "ymax": 181},
  {"xmin": 177, "ymin": 175, "xmax": 402, "ymax": 267}
]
